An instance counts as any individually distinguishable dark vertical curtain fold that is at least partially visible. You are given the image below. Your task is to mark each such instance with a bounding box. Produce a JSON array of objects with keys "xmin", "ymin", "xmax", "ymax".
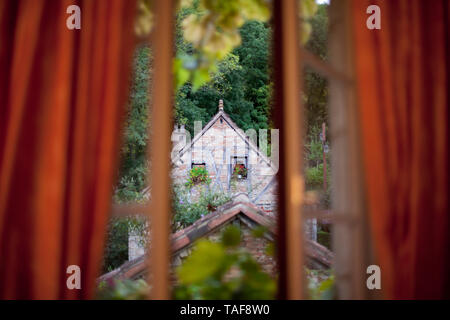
[
  {"xmin": 351, "ymin": 0, "xmax": 449, "ymax": 299},
  {"xmin": 0, "ymin": 0, "xmax": 136, "ymax": 299}
]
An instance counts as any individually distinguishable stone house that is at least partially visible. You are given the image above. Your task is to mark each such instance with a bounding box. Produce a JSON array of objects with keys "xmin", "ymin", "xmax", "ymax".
[
  {"xmin": 171, "ymin": 100, "xmax": 278, "ymax": 215},
  {"xmin": 128, "ymin": 100, "xmax": 279, "ymax": 261},
  {"xmin": 127, "ymin": 100, "xmax": 320, "ymax": 261}
]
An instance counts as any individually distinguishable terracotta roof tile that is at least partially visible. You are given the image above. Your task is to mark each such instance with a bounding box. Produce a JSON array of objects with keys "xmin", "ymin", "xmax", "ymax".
[{"xmin": 98, "ymin": 198, "xmax": 334, "ymax": 282}]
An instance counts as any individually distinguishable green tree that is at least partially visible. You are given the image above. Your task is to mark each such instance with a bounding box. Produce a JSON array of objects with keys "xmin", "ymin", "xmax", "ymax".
[
  {"xmin": 304, "ymin": 4, "xmax": 328, "ymax": 133},
  {"xmin": 115, "ymin": 46, "xmax": 151, "ymax": 202},
  {"xmin": 175, "ymin": 20, "xmax": 272, "ymax": 134},
  {"xmin": 302, "ymin": 4, "xmax": 331, "ymax": 210},
  {"xmin": 102, "ymin": 218, "xmax": 129, "ymax": 272}
]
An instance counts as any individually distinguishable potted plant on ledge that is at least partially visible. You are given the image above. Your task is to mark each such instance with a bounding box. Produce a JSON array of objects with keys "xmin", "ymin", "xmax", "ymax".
[
  {"xmin": 232, "ymin": 164, "xmax": 247, "ymax": 180},
  {"xmin": 185, "ymin": 166, "xmax": 211, "ymax": 188}
]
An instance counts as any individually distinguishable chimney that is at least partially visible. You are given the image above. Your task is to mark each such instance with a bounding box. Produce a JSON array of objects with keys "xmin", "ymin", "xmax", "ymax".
[
  {"xmin": 172, "ymin": 123, "xmax": 186, "ymax": 149},
  {"xmin": 218, "ymin": 99, "xmax": 224, "ymax": 111}
]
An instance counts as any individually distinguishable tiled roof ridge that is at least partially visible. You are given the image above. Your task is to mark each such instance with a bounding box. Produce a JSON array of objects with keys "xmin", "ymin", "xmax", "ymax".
[
  {"xmin": 98, "ymin": 198, "xmax": 334, "ymax": 283},
  {"xmin": 172, "ymin": 199, "xmax": 272, "ymax": 238}
]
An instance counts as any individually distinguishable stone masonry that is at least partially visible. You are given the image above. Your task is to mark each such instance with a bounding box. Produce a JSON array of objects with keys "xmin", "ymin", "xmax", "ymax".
[
  {"xmin": 171, "ymin": 100, "xmax": 278, "ymax": 215},
  {"xmin": 128, "ymin": 101, "xmax": 319, "ymax": 261}
]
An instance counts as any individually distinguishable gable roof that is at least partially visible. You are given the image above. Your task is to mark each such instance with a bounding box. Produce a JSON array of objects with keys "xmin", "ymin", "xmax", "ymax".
[
  {"xmin": 98, "ymin": 194, "xmax": 333, "ymax": 283},
  {"xmin": 139, "ymin": 104, "xmax": 277, "ymax": 202},
  {"xmin": 172, "ymin": 105, "xmax": 277, "ymax": 170}
]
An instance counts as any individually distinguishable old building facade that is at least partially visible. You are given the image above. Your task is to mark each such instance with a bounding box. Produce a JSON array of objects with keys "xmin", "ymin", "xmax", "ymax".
[
  {"xmin": 171, "ymin": 100, "xmax": 278, "ymax": 214},
  {"xmin": 128, "ymin": 100, "xmax": 279, "ymax": 261},
  {"xmin": 127, "ymin": 101, "xmax": 322, "ymax": 262}
]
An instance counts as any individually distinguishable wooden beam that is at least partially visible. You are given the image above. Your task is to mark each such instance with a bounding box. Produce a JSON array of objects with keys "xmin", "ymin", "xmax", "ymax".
[
  {"xmin": 273, "ymin": 0, "xmax": 304, "ymax": 299},
  {"xmin": 300, "ymin": 48, "xmax": 353, "ymax": 85},
  {"xmin": 110, "ymin": 203, "xmax": 148, "ymax": 217},
  {"xmin": 329, "ymin": 0, "xmax": 371, "ymax": 299},
  {"xmin": 147, "ymin": 0, "xmax": 174, "ymax": 300}
]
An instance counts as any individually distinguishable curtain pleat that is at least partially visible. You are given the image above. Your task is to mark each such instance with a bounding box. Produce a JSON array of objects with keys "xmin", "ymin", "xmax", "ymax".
[
  {"xmin": 0, "ymin": 0, "xmax": 136, "ymax": 299},
  {"xmin": 351, "ymin": 0, "xmax": 449, "ymax": 299}
]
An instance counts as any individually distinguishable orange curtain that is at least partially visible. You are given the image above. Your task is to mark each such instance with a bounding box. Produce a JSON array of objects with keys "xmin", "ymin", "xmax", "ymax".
[
  {"xmin": 0, "ymin": 0, "xmax": 136, "ymax": 299},
  {"xmin": 352, "ymin": 0, "xmax": 449, "ymax": 299}
]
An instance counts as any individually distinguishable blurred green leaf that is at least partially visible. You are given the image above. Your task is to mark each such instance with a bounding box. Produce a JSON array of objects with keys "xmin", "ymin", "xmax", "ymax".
[
  {"xmin": 192, "ymin": 68, "xmax": 211, "ymax": 91},
  {"xmin": 174, "ymin": 226, "xmax": 276, "ymax": 300},
  {"xmin": 97, "ymin": 279, "xmax": 149, "ymax": 300},
  {"xmin": 251, "ymin": 225, "xmax": 268, "ymax": 238},
  {"xmin": 175, "ymin": 0, "xmax": 271, "ymax": 90},
  {"xmin": 174, "ymin": 57, "xmax": 190, "ymax": 90},
  {"xmin": 177, "ymin": 240, "xmax": 226, "ymax": 284},
  {"xmin": 265, "ymin": 242, "xmax": 275, "ymax": 257},
  {"xmin": 221, "ymin": 226, "xmax": 241, "ymax": 248},
  {"xmin": 299, "ymin": 0, "xmax": 319, "ymax": 44}
]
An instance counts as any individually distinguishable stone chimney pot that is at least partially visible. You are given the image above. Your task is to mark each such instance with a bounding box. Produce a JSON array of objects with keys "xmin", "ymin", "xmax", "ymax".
[{"xmin": 218, "ymin": 99, "xmax": 224, "ymax": 111}]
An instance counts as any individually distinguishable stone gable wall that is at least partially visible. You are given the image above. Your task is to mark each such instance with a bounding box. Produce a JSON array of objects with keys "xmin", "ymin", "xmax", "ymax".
[{"xmin": 172, "ymin": 114, "xmax": 278, "ymax": 215}]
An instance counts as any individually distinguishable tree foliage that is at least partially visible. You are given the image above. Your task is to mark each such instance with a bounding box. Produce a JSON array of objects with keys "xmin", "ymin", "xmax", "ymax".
[
  {"xmin": 115, "ymin": 46, "xmax": 151, "ymax": 202},
  {"xmin": 175, "ymin": 19, "xmax": 272, "ymax": 135},
  {"xmin": 174, "ymin": 0, "xmax": 271, "ymax": 90},
  {"xmin": 304, "ymin": 4, "xmax": 328, "ymax": 133},
  {"xmin": 172, "ymin": 185, "xmax": 231, "ymax": 231}
]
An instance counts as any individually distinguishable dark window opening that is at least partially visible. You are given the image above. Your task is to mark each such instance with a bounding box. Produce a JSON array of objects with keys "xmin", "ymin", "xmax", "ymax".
[{"xmin": 191, "ymin": 163, "xmax": 206, "ymax": 169}]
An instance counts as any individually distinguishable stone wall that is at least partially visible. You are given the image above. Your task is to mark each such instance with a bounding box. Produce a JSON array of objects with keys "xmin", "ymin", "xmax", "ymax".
[
  {"xmin": 171, "ymin": 218, "xmax": 277, "ymax": 279},
  {"xmin": 172, "ymin": 112, "xmax": 278, "ymax": 213},
  {"xmin": 128, "ymin": 230, "xmax": 146, "ymax": 261}
]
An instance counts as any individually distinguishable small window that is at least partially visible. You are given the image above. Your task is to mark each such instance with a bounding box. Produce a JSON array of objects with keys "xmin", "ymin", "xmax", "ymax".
[
  {"xmin": 232, "ymin": 156, "xmax": 247, "ymax": 180},
  {"xmin": 191, "ymin": 162, "xmax": 206, "ymax": 169}
]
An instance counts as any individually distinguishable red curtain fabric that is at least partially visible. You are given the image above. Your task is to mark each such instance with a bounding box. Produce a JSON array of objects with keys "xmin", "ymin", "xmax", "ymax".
[
  {"xmin": 352, "ymin": 0, "xmax": 449, "ymax": 299},
  {"xmin": 0, "ymin": 0, "xmax": 136, "ymax": 299}
]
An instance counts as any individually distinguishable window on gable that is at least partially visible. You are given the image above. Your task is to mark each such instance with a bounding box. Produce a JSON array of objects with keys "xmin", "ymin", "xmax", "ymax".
[
  {"xmin": 232, "ymin": 156, "xmax": 248, "ymax": 180},
  {"xmin": 191, "ymin": 162, "xmax": 206, "ymax": 169}
]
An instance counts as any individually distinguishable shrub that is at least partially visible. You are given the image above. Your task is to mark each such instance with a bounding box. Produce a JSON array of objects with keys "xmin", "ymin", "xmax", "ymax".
[
  {"xmin": 319, "ymin": 185, "xmax": 331, "ymax": 209},
  {"xmin": 305, "ymin": 163, "xmax": 331, "ymax": 188},
  {"xmin": 185, "ymin": 166, "xmax": 211, "ymax": 188},
  {"xmin": 172, "ymin": 185, "xmax": 231, "ymax": 231},
  {"xmin": 305, "ymin": 127, "xmax": 324, "ymax": 167},
  {"xmin": 102, "ymin": 216, "xmax": 147, "ymax": 273},
  {"xmin": 305, "ymin": 165, "xmax": 324, "ymax": 190},
  {"xmin": 306, "ymin": 268, "xmax": 336, "ymax": 300},
  {"xmin": 114, "ymin": 175, "xmax": 146, "ymax": 203},
  {"xmin": 102, "ymin": 218, "xmax": 129, "ymax": 273},
  {"xmin": 97, "ymin": 279, "xmax": 149, "ymax": 300},
  {"xmin": 317, "ymin": 230, "xmax": 331, "ymax": 250}
]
